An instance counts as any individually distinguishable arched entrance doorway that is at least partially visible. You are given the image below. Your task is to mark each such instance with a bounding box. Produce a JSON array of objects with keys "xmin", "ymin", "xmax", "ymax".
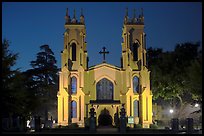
[{"xmin": 98, "ymin": 108, "xmax": 112, "ymax": 126}]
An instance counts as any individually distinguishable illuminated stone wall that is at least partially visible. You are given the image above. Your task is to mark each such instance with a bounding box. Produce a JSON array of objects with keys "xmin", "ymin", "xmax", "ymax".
[{"xmin": 57, "ymin": 9, "xmax": 152, "ymax": 128}]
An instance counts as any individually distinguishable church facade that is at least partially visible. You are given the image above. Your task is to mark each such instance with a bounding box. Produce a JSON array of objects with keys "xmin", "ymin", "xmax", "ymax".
[{"xmin": 57, "ymin": 8, "xmax": 152, "ymax": 128}]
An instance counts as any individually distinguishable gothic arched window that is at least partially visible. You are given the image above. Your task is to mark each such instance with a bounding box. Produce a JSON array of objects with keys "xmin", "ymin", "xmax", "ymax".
[
  {"xmin": 71, "ymin": 101, "xmax": 77, "ymax": 118},
  {"xmin": 96, "ymin": 78, "xmax": 113, "ymax": 100},
  {"xmin": 134, "ymin": 100, "xmax": 139, "ymax": 117},
  {"xmin": 133, "ymin": 76, "xmax": 139, "ymax": 93},
  {"xmin": 71, "ymin": 43, "xmax": 76, "ymax": 61},
  {"xmin": 71, "ymin": 76, "xmax": 77, "ymax": 94},
  {"xmin": 133, "ymin": 42, "xmax": 139, "ymax": 61}
]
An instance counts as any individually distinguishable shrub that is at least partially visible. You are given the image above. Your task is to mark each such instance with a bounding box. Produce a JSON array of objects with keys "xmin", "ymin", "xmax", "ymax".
[
  {"xmin": 85, "ymin": 118, "xmax": 90, "ymax": 128},
  {"xmin": 69, "ymin": 123, "xmax": 79, "ymax": 128},
  {"xmin": 150, "ymin": 124, "xmax": 158, "ymax": 129},
  {"xmin": 156, "ymin": 120, "xmax": 165, "ymax": 127},
  {"xmin": 134, "ymin": 124, "xmax": 142, "ymax": 128},
  {"xmin": 60, "ymin": 125, "xmax": 69, "ymax": 128}
]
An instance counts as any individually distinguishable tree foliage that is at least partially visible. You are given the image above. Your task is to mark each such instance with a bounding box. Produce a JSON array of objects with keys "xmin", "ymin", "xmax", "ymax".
[
  {"xmin": 2, "ymin": 39, "xmax": 30, "ymax": 117},
  {"xmin": 147, "ymin": 42, "xmax": 202, "ymax": 108},
  {"xmin": 184, "ymin": 50, "xmax": 202, "ymax": 102},
  {"xmin": 2, "ymin": 39, "xmax": 18, "ymax": 87},
  {"xmin": 24, "ymin": 44, "xmax": 58, "ymax": 120},
  {"xmin": 2, "ymin": 40, "xmax": 58, "ymax": 124}
]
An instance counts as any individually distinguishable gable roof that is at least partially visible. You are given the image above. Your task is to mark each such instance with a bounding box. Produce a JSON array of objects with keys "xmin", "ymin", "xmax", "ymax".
[{"xmin": 88, "ymin": 62, "xmax": 121, "ymax": 71}]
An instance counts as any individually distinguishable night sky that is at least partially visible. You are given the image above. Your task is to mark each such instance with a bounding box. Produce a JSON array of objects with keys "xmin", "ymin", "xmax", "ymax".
[{"xmin": 2, "ymin": 2, "xmax": 202, "ymax": 71}]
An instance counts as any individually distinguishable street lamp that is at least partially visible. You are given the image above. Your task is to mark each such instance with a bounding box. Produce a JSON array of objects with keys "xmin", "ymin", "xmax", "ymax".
[
  {"xmin": 169, "ymin": 109, "xmax": 174, "ymax": 114},
  {"xmin": 168, "ymin": 108, "xmax": 174, "ymax": 128},
  {"xmin": 195, "ymin": 103, "xmax": 199, "ymax": 108}
]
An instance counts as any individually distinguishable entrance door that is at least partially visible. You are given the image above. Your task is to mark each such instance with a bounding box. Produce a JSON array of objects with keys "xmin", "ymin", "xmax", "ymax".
[{"xmin": 98, "ymin": 108, "xmax": 112, "ymax": 126}]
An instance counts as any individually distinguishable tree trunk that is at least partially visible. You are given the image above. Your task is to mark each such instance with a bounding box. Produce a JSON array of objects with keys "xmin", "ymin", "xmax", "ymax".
[{"xmin": 175, "ymin": 94, "xmax": 187, "ymax": 119}]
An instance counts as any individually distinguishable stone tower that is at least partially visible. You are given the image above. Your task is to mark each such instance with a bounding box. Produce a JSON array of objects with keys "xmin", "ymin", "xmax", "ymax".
[
  {"xmin": 121, "ymin": 8, "xmax": 152, "ymax": 128},
  {"xmin": 57, "ymin": 8, "xmax": 152, "ymax": 128},
  {"xmin": 121, "ymin": 8, "xmax": 147, "ymax": 70},
  {"xmin": 58, "ymin": 8, "xmax": 87, "ymax": 126}
]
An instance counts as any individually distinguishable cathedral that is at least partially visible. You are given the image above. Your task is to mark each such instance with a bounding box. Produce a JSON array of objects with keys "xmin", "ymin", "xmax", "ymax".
[{"xmin": 57, "ymin": 8, "xmax": 152, "ymax": 128}]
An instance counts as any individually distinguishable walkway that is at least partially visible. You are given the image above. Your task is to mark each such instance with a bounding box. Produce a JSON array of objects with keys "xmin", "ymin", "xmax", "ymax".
[{"xmin": 96, "ymin": 126, "xmax": 118, "ymax": 133}]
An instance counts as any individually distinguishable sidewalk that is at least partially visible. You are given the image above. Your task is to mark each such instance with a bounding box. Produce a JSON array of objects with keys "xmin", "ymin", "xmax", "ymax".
[
  {"xmin": 96, "ymin": 126, "xmax": 118, "ymax": 133},
  {"xmin": 2, "ymin": 127, "xmax": 202, "ymax": 134}
]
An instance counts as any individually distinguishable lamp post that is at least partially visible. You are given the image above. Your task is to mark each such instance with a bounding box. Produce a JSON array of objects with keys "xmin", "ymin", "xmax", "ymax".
[
  {"xmin": 169, "ymin": 108, "xmax": 174, "ymax": 128},
  {"xmin": 195, "ymin": 103, "xmax": 199, "ymax": 108},
  {"xmin": 169, "ymin": 109, "xmax": 174, "ymax": 114},
  {"xmin": 169, "ymin": 108, "xmax": 174, "ymax": 119},
  {"xmin": 194, "ymin": 103, "xmax": 199, "ymax": 129}
]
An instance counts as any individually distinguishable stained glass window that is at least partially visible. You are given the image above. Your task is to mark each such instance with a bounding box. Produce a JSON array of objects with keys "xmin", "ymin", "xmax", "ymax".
[
  {"xmin": 133, "ymin": 76, "xmax": 139, "ymax": 93},
  {"xmin": 71, "ymin": 76, "xmax": 77, "ymax": 94},
  {"xmin": 96, "ymin": 78, "xmax": 113, "ymax": 100},
  {"xmin": 71, "ymin": 101, "xmax": 77, "ymax": 118},
  {"xmin": 134, "ymin": 100, "xmax": 139, "ymax": 117}
]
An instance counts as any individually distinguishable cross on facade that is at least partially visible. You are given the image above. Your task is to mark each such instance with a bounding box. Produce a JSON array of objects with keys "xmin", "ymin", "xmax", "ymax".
[{"xmin": 99, "ymin": 46, "xmax": 109, "ymax": 63}]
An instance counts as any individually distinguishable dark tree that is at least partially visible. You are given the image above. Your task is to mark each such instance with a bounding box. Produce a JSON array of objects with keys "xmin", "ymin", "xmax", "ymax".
[
  {"xmin": 184, "ymin": 49, "xmax": 202, "ymax": 102},
  {"xmin": 2, "ymin": 39, "xmax": 30, "ymax": 118},
  {"xmin": 147, "ymin": 42, "xmax": 202, "ymax": 118},
  {"xmin": 26, "ymin": 44, "xmax": 59, "ymax": 122}
]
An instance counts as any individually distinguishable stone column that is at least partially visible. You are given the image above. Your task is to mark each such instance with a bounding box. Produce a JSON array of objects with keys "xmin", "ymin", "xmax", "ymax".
[
  {"xmin": 114, "ymin": 107, "xmax": 119, "ymax": 127},
  {"xmin": 119, "ymin": 104, "xmax": 127, "ymax": 133},
  {"xmin": 19, "ymin": 116, "xmax": 26, "ymax": 132},
  {"xmin": 171, "ymin": 118, "xmax": 179, "ymax": 133},
  {"xmin": 34, "ymin": 116, "xmax": 41, "ymax": 132},
  {"xmin": 186, "ymin": 118, "xmax": 194, "ymax": 134},
  {"xmin": 89, "ymin": 105, "xmax": 96, "ymax": 132}
]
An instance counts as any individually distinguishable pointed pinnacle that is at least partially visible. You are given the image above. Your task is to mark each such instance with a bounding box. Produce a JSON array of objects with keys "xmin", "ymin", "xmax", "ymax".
[
  {"xmin": 73, "ymin": 9, "xmax": 76, "ymax": 18},
  {"xmin": 66, "ymin": 8, "xmax": 68, "ymax": 16},
  {"xmin": 141, "ymin": 8, "xmax": 143, "ymax": 16},
  {"xmin": 81, "ymin": 8, "xmax": 83, "ymax": 16},
  {"xmin": 126, "ymin": 7, "xmax": 128, "ymax": 16}
]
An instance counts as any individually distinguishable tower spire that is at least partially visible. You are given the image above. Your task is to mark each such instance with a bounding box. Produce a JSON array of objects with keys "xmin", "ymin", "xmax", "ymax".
[
  {"xmin": 71, "ymin": 9, "xmax": 77, "ymax": 23},
  {"xmin": 80, "ymin": 8, "xmax": 85, "ymax": 24},
  {"xmin": 81, "ymin": 8, "xmax": 83, "ymax": 16},
  {"xmin": 66, "ymin": 8, "xmax": 68, "ymax": 16},
  {"xmin": 132, "ymin": 8, "xmax": 137, "ymax": 23},
  {"xmin": 73, "ymin": 9, "xmax": 76, "ymax": 19},
  {"xmin": 126, "ymin": 7, "xmax": 128, "ymax": 16},
  {"xmin": 124, "ymin": 7, "xmax": 129, "ymax": 24},
  {"xmin": 65, "ymin": 8, "xmax": 70, "ymax": 24},
  {"xmin": 141, "ymin": 8, "xmax": 144, "ymax": 23}
]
